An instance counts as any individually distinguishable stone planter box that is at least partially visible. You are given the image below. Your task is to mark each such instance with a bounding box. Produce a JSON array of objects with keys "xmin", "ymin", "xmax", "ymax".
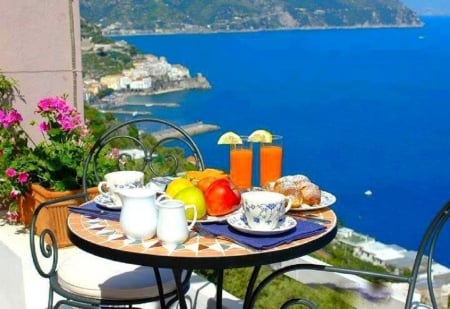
[{"xmin": 18, "ymin": 183, "xmax": 98, "ymax": 248}]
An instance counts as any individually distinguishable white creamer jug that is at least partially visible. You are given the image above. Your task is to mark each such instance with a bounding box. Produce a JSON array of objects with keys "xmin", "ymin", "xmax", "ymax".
[
  {"xmin": 117, "ymin": 188, "xmax": 158, "ymax": 241},
  {"xmin": 156, "ymin": 195, "xmax": 197, "ymax": 250}
]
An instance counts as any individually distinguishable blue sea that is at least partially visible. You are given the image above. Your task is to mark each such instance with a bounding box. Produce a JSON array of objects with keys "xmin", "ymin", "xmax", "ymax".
[{"xmin": 111, "ymin": 16, "xmax": 450, "ymax": 267}]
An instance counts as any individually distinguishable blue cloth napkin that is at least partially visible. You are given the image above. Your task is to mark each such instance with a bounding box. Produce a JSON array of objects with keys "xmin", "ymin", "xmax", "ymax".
[
  {"xmin": 198, "ymin": 219, "xmax": 326, "ymax": 250},
  {"xmin": 69, "ymin": 201, "xmax": 121, "ymax": 221}
]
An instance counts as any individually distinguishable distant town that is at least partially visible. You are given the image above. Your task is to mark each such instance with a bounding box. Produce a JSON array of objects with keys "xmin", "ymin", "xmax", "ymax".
[{"xmin": 81, "ymin": 39, "xmax": 211, "ymax": 111}]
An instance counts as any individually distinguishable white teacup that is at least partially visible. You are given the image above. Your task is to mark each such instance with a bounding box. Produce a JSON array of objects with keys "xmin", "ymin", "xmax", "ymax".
[
  {"xmin": 97, "ymin": 171, "xmax": 145, "ymax": 205},
  {"xmin": 241, "ymin": 191, "xmax": 292, "ymax": 230}
]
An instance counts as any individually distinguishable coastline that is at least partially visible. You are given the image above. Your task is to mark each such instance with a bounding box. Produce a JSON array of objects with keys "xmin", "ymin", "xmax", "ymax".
[
  {"xmin": 152, "ymin": 121, "xmax": 220, "ymax": 140},
  {"xmin": 99, "ymin": 87, "xmax": 196, "ymax": 107},
  {"xmin": 127, "ymin": 87, "xmax": 188, "ymax": 96},
  {"xmin": 97, "ymin": 90, "xmax": 221, "ymax": 137},
  {"xmin": 106, "ymin": 22, "xmax": 424, "ymax": 37},
  {"xmin": 97, "ymin": 79, "xmax": 210, "ymax": 112}
]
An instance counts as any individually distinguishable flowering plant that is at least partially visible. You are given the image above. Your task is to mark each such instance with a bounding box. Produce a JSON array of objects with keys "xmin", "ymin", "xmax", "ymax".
[
  {"xmin": 23, "ymin": 96, "xmax": 93, "ymax": 189},
  {"xmin": 0, "ymin": 95, "xmax": 114, "ymax": 218}
]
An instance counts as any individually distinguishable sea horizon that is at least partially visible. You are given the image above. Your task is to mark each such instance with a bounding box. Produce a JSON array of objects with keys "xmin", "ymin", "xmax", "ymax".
[{"xmin": 111, "ymin": 16, "xmax": 450, "ymax": 267}]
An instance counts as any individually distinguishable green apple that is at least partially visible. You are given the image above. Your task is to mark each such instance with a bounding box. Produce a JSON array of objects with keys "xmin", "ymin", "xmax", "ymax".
[{"xmin": 174, "ymin": 186, "xmax": 207, "ymax": 220}]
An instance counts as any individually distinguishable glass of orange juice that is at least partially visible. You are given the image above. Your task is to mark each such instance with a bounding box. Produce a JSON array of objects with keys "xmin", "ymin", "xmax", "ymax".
[
  {"xmin": 259, "ymin": 135, "xmax": 283, "ymax": 187},
  {"xmin": 229, "ymin": 137, "xmax": 253, "ymax": 189}
]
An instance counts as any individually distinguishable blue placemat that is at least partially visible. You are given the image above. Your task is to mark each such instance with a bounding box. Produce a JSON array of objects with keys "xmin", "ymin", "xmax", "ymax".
[
  {"xmin": 69, "ymin": 201, "xmax": 121, "ymax": 221},
  {"xmin": 198, "ymin": 219, "xmax": 326, "ymax": 250}
]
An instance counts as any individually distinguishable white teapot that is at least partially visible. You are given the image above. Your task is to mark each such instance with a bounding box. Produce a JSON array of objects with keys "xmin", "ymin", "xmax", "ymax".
[
  {"xmin": 156, "ymin": 195, "xmax": 197, "ymax": 250},
  {"xmin": 116, "ymin": 188, "xmax": 158, "ymax": 242}
]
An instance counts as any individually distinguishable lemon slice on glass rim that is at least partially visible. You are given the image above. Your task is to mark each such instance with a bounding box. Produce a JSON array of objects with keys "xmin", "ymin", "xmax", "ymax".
[
  {"xmin": 248, "ymin": 129, "xmax": 272, "ymax": 143},
  {"xmin": 217, "ymin": 131, "xmax": 243, "ymax": 144}
]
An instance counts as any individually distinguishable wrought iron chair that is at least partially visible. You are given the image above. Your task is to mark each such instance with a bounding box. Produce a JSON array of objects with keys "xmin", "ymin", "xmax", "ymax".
[
  {"xmin": 247, "ymin": 201, "xmax": 449, "ymax": 309},
  {"xmin": 29, "ymin": 118, "xmax": 205, "ymax": 308},
  {"xmin": 81, "ymin": 117, "xmax": 205, "ymax": 192}
]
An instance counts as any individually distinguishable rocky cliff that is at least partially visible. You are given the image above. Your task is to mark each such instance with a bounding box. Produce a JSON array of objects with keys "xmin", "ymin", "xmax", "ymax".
[{"xmin": 80, "ymin": 0, "xmax": 422, "ymax": 35}]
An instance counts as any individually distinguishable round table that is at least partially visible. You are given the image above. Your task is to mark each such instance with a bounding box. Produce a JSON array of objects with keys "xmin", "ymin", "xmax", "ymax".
[{"xmin": 68, "ymin": 203, "xmax": 337, "ymax": 308}]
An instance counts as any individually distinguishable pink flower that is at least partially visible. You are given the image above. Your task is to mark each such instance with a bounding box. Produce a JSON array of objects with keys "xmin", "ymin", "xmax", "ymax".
[
  {"xmin": 79, "ymin": 124, "xmax": 90, "ymax": 138},
  {"xmin": 5, "ymin": 168, "xmax": 17, "ymax": 178},
  {"xmin": 71, "ymin": 113, "xmax": 81, "ymax": 124},
  {"xmin": 36, "ymin": 97, "xmax": 55, "ymax": 112},
  {"xmin": 8, "ymin": 109, "xmax": 23, "ymax": 123},
  {"xmin": 38, "ymin": 121, "xmax": 50, "ymax": 132},
  {"xmin": 7, "ymin": 211, "xmax": 19, "ymax": 223},
  {"xmin": 1, "ymin": 109, "xmax": 23, "ymax": 128},
  {"xmin": 59, "ymin": 115, "xmax": 79, "ymax": 131},
  {"xmin": 107, "ymin": 147, "xmax": 120, "ymax": 159},
  {"xmin": 17, "ymin": 172, "xmax": 29, "ymax": 184},
  {"xmin": 37, "ymin": 96, "xmax": 72, "ymax": 117},
  {"xmin": 9, "ymin": 189, "xmax": 20, "ymax": 199},
  {"xmin": 53, "ymin": 97, "xmax": 70, "ymax": 112}
]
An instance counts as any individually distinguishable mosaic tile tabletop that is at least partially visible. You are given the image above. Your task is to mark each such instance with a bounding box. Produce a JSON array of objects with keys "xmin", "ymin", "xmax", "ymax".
[{"xmin": 68, "ymin": 201, "xmax": 337, "ymax": 264}]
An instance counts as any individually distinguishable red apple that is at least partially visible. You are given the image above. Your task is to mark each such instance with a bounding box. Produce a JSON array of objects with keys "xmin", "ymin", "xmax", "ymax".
[{"xmin": 204, "ymin": 178, "xmax": 241, "ymax": 216}]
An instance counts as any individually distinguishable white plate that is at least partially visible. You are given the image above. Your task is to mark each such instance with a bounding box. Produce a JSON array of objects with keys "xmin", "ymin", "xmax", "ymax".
[
  {"xmin": 189, "ymin": 207, "xmax": 241, "ymax": 223},
  {"xmin": 289, "ymin": 191, "xmax": 337, "ymax": 212},
  {"xmin": 226, "ymin": 212, "xmax": 297, "ymax": 236},
  {"xmin": 94, "ymin": 195, "xmax": 122, "ymax": 210}
]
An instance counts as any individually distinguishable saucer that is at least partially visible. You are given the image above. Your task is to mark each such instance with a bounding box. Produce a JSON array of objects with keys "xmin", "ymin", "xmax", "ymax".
[
  {"xmin": 94, "ymin": 195, "xmax": 122, "ymax": 210},
  {"xmin": 226, "ymin": 213, "xmax": 297, "ymax": 236}
]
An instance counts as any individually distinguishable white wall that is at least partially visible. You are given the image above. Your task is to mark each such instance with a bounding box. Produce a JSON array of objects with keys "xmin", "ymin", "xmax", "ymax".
[
  {"xmin": 0, "ymin": 241, "xmax": 26, "ymax": 309},
  {"xmin": 0, "ymin": 0, "xmax": 83, "ymax": 143}
]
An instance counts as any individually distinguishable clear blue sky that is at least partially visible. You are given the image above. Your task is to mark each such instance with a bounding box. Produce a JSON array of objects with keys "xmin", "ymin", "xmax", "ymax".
[{"xmin": 402, "ymin": 0, "xmax": 450, "ymax": 15}]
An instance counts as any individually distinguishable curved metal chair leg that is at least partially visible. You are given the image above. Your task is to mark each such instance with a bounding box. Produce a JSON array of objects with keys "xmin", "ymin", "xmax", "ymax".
[
  {"xmin": 281, "ymin": 298, "xmax": 318, "ymax": 309},
  {"xmin": 246, "ymin": 265, "xmax": 297, "ymax": 308},
  {"xmin": 243, "ymin": 266, "xmax": 261, "ymax": 309},
  {"xmin": 48, "ymin": 287, "xmax": 54, "ymax": 308}
]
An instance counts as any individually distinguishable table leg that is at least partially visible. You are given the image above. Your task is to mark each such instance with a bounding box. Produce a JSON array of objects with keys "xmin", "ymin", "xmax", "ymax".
[
  {"xmin": 215, "ymin": 268, "xmax": 224, "ymax": 309},
  {"xmin": 172, "ymin": 268, "xmax": 188, "ymax": 309},
  {"xmin": 243, "ymin": 266, "xmax": 261, "ymax": 309},
  {"xmin": 153, "ymin": 267, "xmax": 167, "ymax": 309}
]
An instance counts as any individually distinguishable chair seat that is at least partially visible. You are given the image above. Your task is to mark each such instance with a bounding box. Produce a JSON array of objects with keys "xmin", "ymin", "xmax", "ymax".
[{"xmin": 57, "ymin": 249, "xmax": 177, "ymax": 300}]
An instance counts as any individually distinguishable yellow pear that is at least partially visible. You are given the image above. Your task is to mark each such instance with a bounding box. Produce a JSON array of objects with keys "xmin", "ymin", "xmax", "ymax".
[
  {"xmin": 174, "ymin": 186, "xmax": 207, "ymax": 220},
  {"xmin": 165, "ymin": 178, "xmax": 194, "ymax": 197}
]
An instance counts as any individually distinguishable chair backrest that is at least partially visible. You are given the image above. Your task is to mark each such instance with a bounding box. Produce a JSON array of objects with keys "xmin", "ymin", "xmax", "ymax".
[
  {"xmin": 81, "ymin": 117, "xmax": 205, "ymax": 196},
  {"xmin": 246, "ymin": 201, "xmax": 449, "ymax": 308},
  {"xmin": 405, "ymin": 200, "xmax": 449, "ymax": 308}
]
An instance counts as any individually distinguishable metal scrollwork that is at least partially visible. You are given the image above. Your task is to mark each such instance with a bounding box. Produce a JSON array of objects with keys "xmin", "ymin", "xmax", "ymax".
[
  {"xmin": 83, "ymin": 118, "xmax": 205, "ymax": 191},
  {"xmin": 281, "ymin": 299, "xmax": 318, "ymax": 309},
  {"xmin": 29, "ymin": 203, "xmax": 59, "ymax": 278}
]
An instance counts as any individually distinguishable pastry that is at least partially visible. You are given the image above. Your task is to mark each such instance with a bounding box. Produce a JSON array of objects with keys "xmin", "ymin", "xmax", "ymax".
[
  {"xmin": 271, "ymin": 174, "xmax": 322, "ymax": 207},
  {"xmin": 301, "ymin": 183, "xmax": 321, "ymax": 205},
  {"xmin": 272, "ymin": 177, "xmax": 302, "ymax": 208},
  {"xmin": 275, "ymin": 180, "xmax": 303, "ymax": 208},
  {"xmin": 291, "ymin": 174, "xmax": 311, "ymax": 184}
]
